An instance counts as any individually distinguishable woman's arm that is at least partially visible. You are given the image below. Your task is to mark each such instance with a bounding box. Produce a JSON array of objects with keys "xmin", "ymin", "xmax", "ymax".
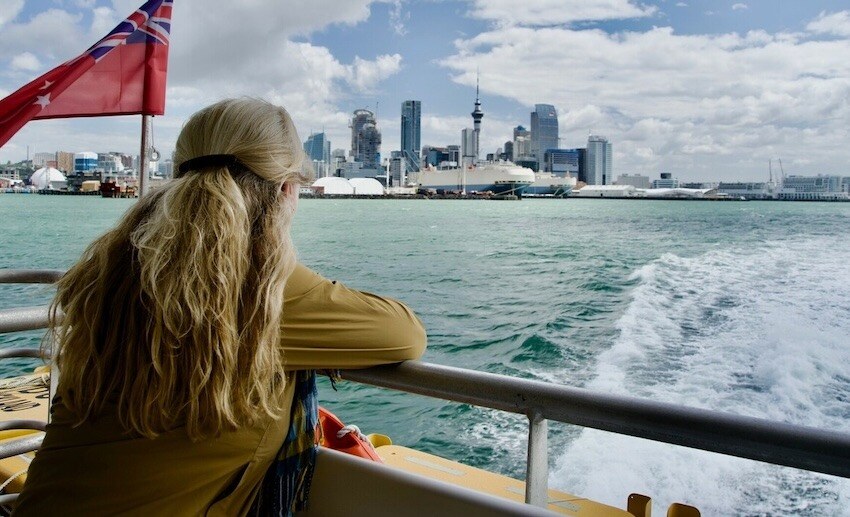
[{"xmin": 280, "ymin": 264, "xmax": 427, "ymax": 370}]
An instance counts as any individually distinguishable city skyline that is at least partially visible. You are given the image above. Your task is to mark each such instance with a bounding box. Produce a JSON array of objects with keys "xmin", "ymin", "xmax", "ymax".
[{"xmin": 1, "ymin": 1, "xmax": 849, "ymax": 181}]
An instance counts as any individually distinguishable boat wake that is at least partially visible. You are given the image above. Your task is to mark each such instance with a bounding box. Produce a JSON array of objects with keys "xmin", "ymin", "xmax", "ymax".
[{"xmin": 551, "ymin": 236, "xmax": 850, "ymax": 515}]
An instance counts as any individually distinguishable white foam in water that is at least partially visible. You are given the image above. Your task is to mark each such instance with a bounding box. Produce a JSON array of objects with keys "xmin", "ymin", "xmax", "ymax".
[{"xmin": 551, "ymin": 236, "xmax": 850, "ymax": 516}]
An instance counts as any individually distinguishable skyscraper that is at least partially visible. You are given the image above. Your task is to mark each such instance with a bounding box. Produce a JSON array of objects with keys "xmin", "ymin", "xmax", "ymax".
[
  {"xmin": 400, "ymin": 100, "xmax": 421, "ymax": 172},
  {"xmin": 304, "ymin": 132, "xmax": 331, "ymax": 178},
  {"xmin": 304, "ymin": 132, "xmax": 330, "ymax": 162},
  {"xmin": 585, "ymin": 135, "xmax": 612, "ymax": 185},
  {"xmin": 350, "ymin": 109, "xmax": 381, "ymax": 170},
  {"xmin": 530, "ymin": 104, "xmax": 558, "ymax": 170}
]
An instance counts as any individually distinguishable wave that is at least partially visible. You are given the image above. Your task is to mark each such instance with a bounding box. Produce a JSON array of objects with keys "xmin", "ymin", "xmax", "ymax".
[{"xmin": 551, "ymin": 236, "xmax": 850, "ymax": 515}]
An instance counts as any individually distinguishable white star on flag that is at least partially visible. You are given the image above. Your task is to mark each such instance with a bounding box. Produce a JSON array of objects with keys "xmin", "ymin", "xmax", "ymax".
[{"xmin": 34, "ymin": 94, "xmax": 51, "ymax": 109}]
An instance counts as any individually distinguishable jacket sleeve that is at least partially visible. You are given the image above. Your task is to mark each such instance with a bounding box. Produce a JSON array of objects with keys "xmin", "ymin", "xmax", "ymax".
[{"xmin": 280, "ymin": 264, "xmax": 427, "ymax": 370}]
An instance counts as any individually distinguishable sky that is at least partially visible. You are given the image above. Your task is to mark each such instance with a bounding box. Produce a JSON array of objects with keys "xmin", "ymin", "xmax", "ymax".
[{"xmin": 1, "ymin": 0, "xmax": 849, "ymax": 182}]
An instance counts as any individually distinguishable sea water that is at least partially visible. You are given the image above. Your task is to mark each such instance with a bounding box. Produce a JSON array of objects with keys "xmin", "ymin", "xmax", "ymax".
[{"xmin": 1, "ymin": 195, "xmax": 849, "ymax": 516}]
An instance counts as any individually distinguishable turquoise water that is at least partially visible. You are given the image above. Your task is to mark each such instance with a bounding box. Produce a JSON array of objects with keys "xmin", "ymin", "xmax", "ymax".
[{"xmin": 2, "ymin": 195, "xmax": 849, "ymax": 515}]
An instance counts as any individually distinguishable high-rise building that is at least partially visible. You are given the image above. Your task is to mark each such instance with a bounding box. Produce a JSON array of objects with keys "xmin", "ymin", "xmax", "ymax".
[
  {"xmin": 32, "ymin": 152, "xmax": 56, "ymax": 168},
  {"xmin": 461, "ymin": 128, "xmax": 477, "ymax": 169},
  {"xmin": 304, "ymin": 132, "xmax": 331, "ymax": 163},
  {"xmin": 585, "ymin": 135, "xmax": 612, "ymax": 185},
  {"xmin": 512, "ymin": 125, "xmax": 531, "ymax": 163},
  {"xmin": 543, "ymin": 148, "xmax": 583, "ymax": 177},
  {"xmin": 530, "ymin": 104, "xmax": 558, "ymax": 169},
  {"xmin": 304, "ymin": 132, "xmax": 331, "ymax": 177},
  {"xmin": 350, "ymin": 110, "xmax": 381, "ymax": 170},
  {"xmin": 400, "ymin": 100, "xmax": 421, "ymax": 172}
]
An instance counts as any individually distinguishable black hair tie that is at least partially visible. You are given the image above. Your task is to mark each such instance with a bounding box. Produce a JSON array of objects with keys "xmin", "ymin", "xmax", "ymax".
[{"xmin": 178, "ymin": 154, "xmax": 245, "ymax": 174}]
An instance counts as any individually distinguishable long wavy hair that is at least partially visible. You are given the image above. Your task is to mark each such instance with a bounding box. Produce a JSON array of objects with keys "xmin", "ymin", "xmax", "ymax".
[{"xmin": 49, "ymin": 98, "xmax": 312, "ymax": 440}]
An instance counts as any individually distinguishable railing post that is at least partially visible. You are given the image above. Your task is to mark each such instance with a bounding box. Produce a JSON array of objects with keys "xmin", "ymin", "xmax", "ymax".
[{"xmin": 525, "ymin": 411, "xmax": 548, "ymax": 508}]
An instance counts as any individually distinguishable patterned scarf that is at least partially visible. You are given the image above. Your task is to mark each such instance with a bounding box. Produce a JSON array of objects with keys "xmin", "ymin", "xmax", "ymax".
[{"xmin": 252, "ymin": 369, "xmax": 319, "ymax": 517}]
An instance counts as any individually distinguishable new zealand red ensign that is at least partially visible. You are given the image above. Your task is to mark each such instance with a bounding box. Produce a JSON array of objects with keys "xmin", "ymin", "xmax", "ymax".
[{"xmin": 0, "ymin": 0, "xmax": 173, "ymax": 148}]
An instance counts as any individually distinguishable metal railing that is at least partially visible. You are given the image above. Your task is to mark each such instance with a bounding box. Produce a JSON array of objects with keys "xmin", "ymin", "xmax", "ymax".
[
  {"xmin": 3, "ymin": 269, "xmax": 850, "ymax": 510},
  {"xmin": 343, "ymin": 362, "xmax": 850, "ymax": 507}
]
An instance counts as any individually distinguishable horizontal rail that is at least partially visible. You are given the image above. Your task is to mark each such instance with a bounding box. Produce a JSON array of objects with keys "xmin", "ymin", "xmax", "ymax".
[
  {"xmin": 343, "ymin": 361, "xmax": 850, "ymax": 479},
  {"xmin": 0, "ymin": 434, "xmax": 43, "ymax": 460},
  {"xmin": 0, "ymin": 306, "xmax": 51, "ymax": 334},
  {"xmin": 0, "ymin": 348, "xmax": 44, "ymax": 360},
  {"xmin": 0, "ymin": 269, "xmax": 63, "ymax": 284},
  {"xmin": 0, "ymin": 420, "xmax": 47, "ymax": 433}
]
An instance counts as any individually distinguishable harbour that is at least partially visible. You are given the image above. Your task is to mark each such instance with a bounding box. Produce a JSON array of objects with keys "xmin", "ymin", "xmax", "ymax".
[{"xmin": 1, "ymin": 196, "xmax": 849, "ymax": 515}]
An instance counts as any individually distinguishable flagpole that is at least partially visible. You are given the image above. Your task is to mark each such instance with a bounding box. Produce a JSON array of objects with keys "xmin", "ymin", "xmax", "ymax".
[{"xmin": 139, "ymin": 114, "xmax": 149, "ymax": 197}]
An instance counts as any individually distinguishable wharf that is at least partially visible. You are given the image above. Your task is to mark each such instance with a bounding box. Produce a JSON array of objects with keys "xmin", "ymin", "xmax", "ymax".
[{"xmin": 303, "ymin": 194, "xmax": 520, "ymax": 200}]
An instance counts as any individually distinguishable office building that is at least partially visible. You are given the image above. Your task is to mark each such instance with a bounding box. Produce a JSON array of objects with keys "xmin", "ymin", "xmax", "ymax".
[
  {"xmin": 74, "ymin": 152, "xmax": 98, "ymax": 174},
  {"xmin": 304, "ymin": 132, "xmax": 332, "ymax": 178},
  {"xmin": 350, "ymin": 109, "xmax": 381, "ymax": 170},
  {"xmin": 616, "ymin": 174, "xmax": 651, "ymax": 189},
  {"xmin": 401, "ymin": 100, "xmax": 421, "ymax": 172},
  {"xmin": 651, "ymin": 172, "xmax": 679, "ymax": 189},
  {"xmin": 543, "ymin": 148, "xmax": 583, "ymax": 177},
  {"xmin": 304, "ymin": 132, "xmax": 331, "ymax": 163},
  {"xmin": 585, "ymin": 135, "xmax": 612, "ymax": 185},
  {"xmin": 530, "ymin": 104, "xmax": 558, "ymax": 169}
]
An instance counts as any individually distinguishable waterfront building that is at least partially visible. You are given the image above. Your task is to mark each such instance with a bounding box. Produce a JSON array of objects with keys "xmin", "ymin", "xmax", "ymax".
[
  {"xmin": 304, "ymin": 132, "xmax": 331, "ymax": 178},
  {"xmin": 616, "ymin": 174, "xmax": 650, "ymax": 189},
  {"xmin": 575, "ymin": 184, "xmax": 637, "ymax": 197},
  {"xmin": 304, "ymin": 132, "xmax": 331, "ymax": 163},
  {"xmin": 98, "ymin": 153, "xmax": 125, "ymax": 174},
  {"xmin": 389, "ymin": 150, "xmax": 406, "ymax": 186},
  {"xmin": 512, "ymin": 125, "xmax": 531, "ymax": 163},
  {"xmin": 401, "ymin": 100, "xmax": 421, "ymax": 172},
  {"xmin": 779, "ymin": 175, "xmax": 848, "ymax": 200},
  {"xmin": 543, "ymin": 148, "xmax": 582, "ymax": 177},
  {"xmin": 349, "ymin": 109, "xmax": 381, "ymax": 169},
  {"xmin": 461, "ymin": 128, "xmax": 477, "ymax": 169},
  {"xmin": 502, "ymin": 142, "xmax": 513, "ymax": 161},
  {"xmin": 32, "ymin": 152, "xmax": 56, "ymax": 168},
  {"xmin": 651, "ymin": 173, "xmax": 679, "ymax": 189},
  {"xmin": 585, "ymin": 135, "xmax": 612, "ymax": 185},
  {"xmin": 56, "ymin": 152, "xmax": 75, "ymax": 173},
  {"xmin": 156, "ymin": 158, "xmax": 174, "ymax": 178},
  {"xmin": 30, "ymin": 167, "xmax": 67, "ymax": 190},
  {"xmin": 530, "ymin": 104, "xmax": 558, "ymax": 170},
  {"xmin": 74, "ymin": 152, "xmax": 97, "ymax": 174},
  {"xmin": 716, "ymin": 182, "xmax": 773, "ymax": 200}
]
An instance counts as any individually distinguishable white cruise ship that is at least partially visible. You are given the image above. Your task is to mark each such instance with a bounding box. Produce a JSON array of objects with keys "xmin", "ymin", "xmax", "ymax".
[
  {"xmin": 417, "ymin": 162, "xmax": 535, "ymax": 197},
  {"xmin": 524, "ymin": 172, "xmax": 575, "ymax": 198}
]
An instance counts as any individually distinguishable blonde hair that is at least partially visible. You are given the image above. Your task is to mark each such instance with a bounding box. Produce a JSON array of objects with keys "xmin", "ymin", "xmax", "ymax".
[{"xmin": 50, "ymin": 98, "xmax": 312, "ymax": 440}]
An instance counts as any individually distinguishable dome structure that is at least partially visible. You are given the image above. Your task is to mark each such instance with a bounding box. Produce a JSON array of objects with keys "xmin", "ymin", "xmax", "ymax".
[
  {"xmin": 312, "ymin": 176, "xmax": 354, "ymax": 195},
  {"xmin": 349, "ymin": 178, "xmax": 384, "ymax": 196},
  {"xmin": 30, "ymin": 167, "xmax": 67, "ymax": 190}
]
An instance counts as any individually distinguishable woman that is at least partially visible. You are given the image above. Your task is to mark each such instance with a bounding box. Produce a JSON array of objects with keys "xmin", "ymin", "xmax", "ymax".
[{"xmin": 14, "ymin": 98, "xmax": 427, "ymax": 515}]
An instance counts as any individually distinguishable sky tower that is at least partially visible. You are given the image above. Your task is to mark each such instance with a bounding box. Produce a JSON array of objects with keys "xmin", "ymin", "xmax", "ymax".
[{"xmin": 470, "ymin": 73, "xmax": 484, "ymax": 159}]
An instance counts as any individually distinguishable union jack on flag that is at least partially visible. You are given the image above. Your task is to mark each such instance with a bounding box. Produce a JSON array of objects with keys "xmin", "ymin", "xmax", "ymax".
[{"xmin": 0, "ymin": 0, "xmax": 174, "ymax": 148}]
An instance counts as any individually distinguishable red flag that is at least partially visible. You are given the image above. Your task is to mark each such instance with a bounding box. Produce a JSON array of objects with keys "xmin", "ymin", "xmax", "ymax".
[{"xmin": 0, "ymin": 0, "xmax": 173, "ymax": 148}]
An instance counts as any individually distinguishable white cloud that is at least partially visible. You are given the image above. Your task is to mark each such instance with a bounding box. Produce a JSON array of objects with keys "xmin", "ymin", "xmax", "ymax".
[
  {"xmin": 0, "ymin": 9, "xmax": 83, "ymax": 60},
  {"xmin": 442, "ymin": 24, "xmax": 850, "ymax": 179},
  {"xmin": 0, "ymin": 1, "xmax": 405, "ymax": 163},
  {"xmin": 388, "ymin": 0, "xmax": 409, "ymax": 36},
  {"xmin": 675, "ymin": 2, "xmax": 687, "ymax": 7},
  {"xmin": 10, "ymin": 52, "xmax": 41, "ymax": 72},
  {"xmin": 732, "ymin": 3, "xmax": 748, "ymax": 11},
  {"xmin": 0, "ymin": 0, "xmax": 23, "ymax": 27},
  {"xmin": 806, "ymin": 11, "xmax": 850, "ymax": 37},
  {"xmin": 466, "ymin": 0, "xmax": 657, "ymax": 26}
]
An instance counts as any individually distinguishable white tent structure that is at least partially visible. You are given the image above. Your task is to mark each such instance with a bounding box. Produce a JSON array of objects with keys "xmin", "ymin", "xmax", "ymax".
[
  {"xmin": 349, "ymin": 178, "xmax": 384, "ymax": 196},
  {"xmin": 312, "ymin": 176, "xmax": 354, "ymax": 195},
  {"xmin": 30, "ymin": 167, "xmax": 67, "ymax": 190}
]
